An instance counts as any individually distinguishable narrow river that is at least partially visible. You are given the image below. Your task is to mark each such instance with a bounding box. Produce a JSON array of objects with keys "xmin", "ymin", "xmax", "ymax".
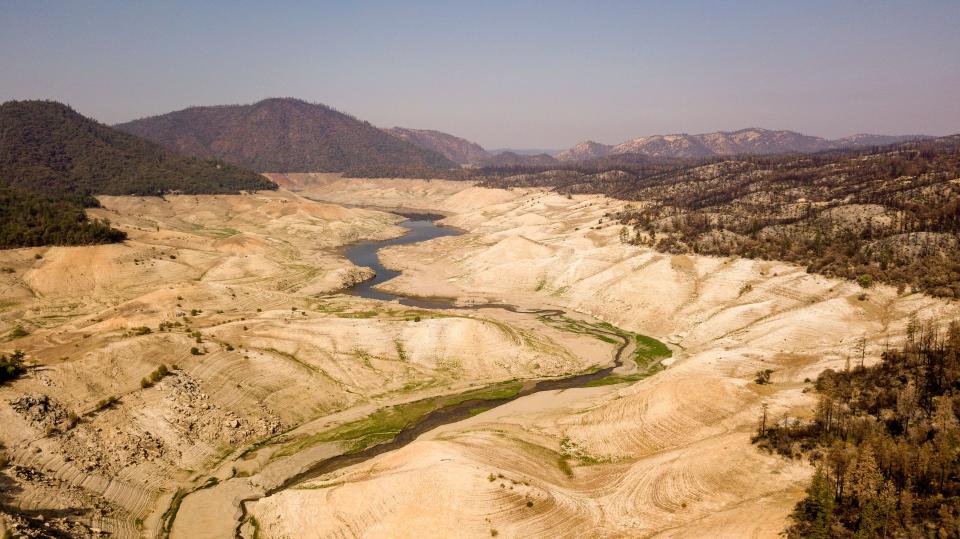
[
  {"xmin": 220, "ymin": 214, "xmax": 639, "ymax": 538},
  {"xmin": 274, "ymin": 215, "xmax": 631, "ymax": 483},
  {"xmin": 343, "ymin": 212, "xmax": 462, "ymax": 304}
]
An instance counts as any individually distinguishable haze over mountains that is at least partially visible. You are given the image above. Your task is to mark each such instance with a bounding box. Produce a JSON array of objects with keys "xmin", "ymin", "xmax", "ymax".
[
  {"xmin": 379, "ymin": 126, "xmax": 928, "ymax": 165},
  {"xmin": 111, "ymin": 97, "xmax": 929, "ymax": 170},
  {"xmin": 555, "ymin": 129, "xmax": 928, "ymax": 161},
  {"xmin": 115, "ymin": 98, "xmax": 456, "ymax": 172},
  {"xmin": 383, "ymin": 127, "xmax": 491, "ymax": 164},
  {"xmin": 478, "ymin": 151, "xmax": 559, "ymax": 167}
]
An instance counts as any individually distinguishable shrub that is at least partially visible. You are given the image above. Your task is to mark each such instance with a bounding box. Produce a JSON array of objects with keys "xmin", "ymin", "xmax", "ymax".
[
  {"xmin": 8, "ymin": 326, "xmax": 29, "ymax": 338},
  {"xmin": 190, "ymin": 347, "xmax": 203, "ymax": 355},
  {"xmin": 142, "ymin": 364, "xmax": 170, "ymax": 388},
  {"xmin": 159, "ymin": 320, "xmax": 182, "ymax": 332},
  {"xmin": 0, "ymin": 350, "xmax": 26, "ymax": 384},
  {"xmin": 755, "ymin": 369, "xmax": 774, "ymax": 385},
  {"xmin": 94, "ymin": 395, "xmax": 119, "ymax": 412}
]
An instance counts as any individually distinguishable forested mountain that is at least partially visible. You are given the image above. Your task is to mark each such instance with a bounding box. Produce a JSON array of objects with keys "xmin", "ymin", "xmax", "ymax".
[
  {"xmin": 557, "ymin": 129, "xmax": 929, "ymax": 161},
  {"xmin": 0, "ymin": 100, "xmax": 275, "ymax": 248},
  {"xmin": 384, "ymin": 127, "xmax": 490, "ymax": 164},
  {"xmin": 480, "ymin": 136, "xmax": 960, "ymax": 298},
  {"xmin": 116, "ymin": 98, "xmax": 457, "ymax": 172}
]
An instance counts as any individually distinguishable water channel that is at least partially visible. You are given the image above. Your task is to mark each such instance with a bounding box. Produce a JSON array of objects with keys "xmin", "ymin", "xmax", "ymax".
[{"xmin": 224, "ymin": 214, "xmax": 636, "ymax": 537}]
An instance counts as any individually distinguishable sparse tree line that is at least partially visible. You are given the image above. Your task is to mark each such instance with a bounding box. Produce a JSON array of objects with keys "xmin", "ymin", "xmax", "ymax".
[
  {"xmin": 470, "ymin": 137, "xmax": 960, "ymax": 297},
  {"xmin": 754, "ymin": 318, "xmax": 960, "ymax": 537},
  {"xmin": 609, "ymin": 138, "xmax": 960, "ymax": 297}
]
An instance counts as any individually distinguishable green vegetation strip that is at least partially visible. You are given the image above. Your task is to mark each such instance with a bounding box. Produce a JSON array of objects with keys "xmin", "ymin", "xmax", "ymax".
[
  {"xmin": 273, "ymin": 380, "xmax": 523, "ymax": 458},
  {"xmin": 538, "ymin": 314, "xmax": 671, "ymax": 387},
  {"xmin": 160, "ymin": 489, "xmax": 187, "ymax": 538},
  {"xmin": 586, "ymin": 334, "xmax": 671, "ymax": 387},
  {"xmin": 632, "ymin": 334, "xmax": 672, "ymax": 367}
]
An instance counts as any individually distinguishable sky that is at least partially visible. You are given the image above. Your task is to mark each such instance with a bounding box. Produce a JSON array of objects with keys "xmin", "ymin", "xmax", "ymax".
[{"xmin": 1, "ymin": 0, "xmax": 958, "ymax": 148}]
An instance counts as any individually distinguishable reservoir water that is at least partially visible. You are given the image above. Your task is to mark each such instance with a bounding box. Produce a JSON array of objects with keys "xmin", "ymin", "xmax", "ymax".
[{"xmin": 344, "ymin": 215, "xmax": 462, "ymax": 303}]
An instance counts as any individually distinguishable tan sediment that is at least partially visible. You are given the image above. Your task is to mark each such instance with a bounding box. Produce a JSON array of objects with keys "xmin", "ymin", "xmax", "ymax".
[
  {"xmin": 3, "ymin": 178, "xmax": 956, "ymax": 538},
  {"xmin": 248, "ymin": 177, "xmax": 957, "ymax": 538}
]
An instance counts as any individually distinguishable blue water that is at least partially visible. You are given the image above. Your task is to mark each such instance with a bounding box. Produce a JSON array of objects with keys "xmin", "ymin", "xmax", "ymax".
[{"xmin": 344, "ymin": 218, "xmax": 463, "ymax": 302}]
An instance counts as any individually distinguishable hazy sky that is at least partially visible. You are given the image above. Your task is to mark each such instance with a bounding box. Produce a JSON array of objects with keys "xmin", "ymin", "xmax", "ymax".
[{"xmin": 1, "ymin": 1, "xmax": 958, "ymax": 148}]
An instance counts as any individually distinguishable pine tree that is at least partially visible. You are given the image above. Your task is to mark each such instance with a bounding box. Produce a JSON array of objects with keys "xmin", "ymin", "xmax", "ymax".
[{"xmin": 790, "ymin": 465, "xmax": 835, "ymax": 538}]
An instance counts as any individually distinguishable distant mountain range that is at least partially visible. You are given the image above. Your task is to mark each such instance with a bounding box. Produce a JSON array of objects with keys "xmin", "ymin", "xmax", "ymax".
[
  {"xmin": 114, "ymin": 98, "xmax": 928, "ymax": 170},
  {"xmin": 115, "ymin": 98, "xmax": 456, "ymax": 172},
  {"xmin": 477, "ymin": 151, "xmax": 559, "ymax": 167},
  {"xmin": 556, "ymin": 129, "xmax": 929, "ymax": 161},
  {"xmin": 381, "ymin": 126, "xmax": 929, "ymax": 167},
  {"xmin": 488, "ymin": 148, "xmax": 564, "ymax": 156},
  {"xmin": 0, "ymin": 96, "xmax": 942, "ymax": 249},
  {"xmin": 383, "ymin": 127, "xmax": 490, "ymax": 164}
]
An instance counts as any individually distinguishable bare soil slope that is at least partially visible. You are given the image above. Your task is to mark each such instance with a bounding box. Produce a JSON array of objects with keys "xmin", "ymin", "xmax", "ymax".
[
  {"xmin": 0, "ymin": 188, "xmax": 614, "ymax": 537},
  {"xmin": 3, "ymin": 179, "xmax": 956, "ymax": 538},
  {"xmin": 251, "ymin": 177, "xmax": 958, "ymax": 538}
]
